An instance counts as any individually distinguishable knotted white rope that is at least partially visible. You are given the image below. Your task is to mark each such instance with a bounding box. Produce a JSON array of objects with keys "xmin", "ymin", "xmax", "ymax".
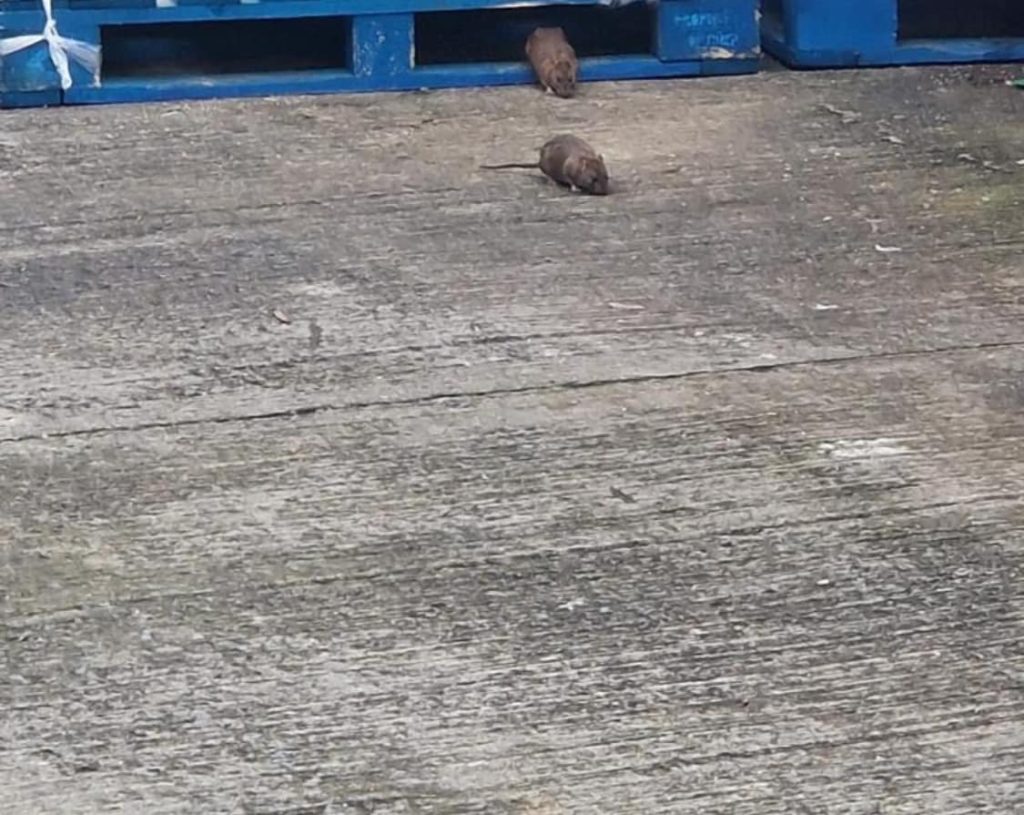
[{"xmin": 0, "ymin": 0, "xmax": 100, "ymax": 90}]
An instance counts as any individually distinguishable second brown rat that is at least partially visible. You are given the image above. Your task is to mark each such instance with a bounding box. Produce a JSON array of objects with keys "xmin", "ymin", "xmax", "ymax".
[
  {"xmin": 525, "ymin": 27, "xmax": 579, "ymax": 98},
  {"xmin": 480, "ymin": 134, "xmax": 610, "ymax": 195}
]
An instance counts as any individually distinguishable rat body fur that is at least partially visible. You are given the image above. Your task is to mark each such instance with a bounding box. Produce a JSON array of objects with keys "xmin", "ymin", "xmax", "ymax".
[
  {"xmin": 480, "ymin": 134, "xmax": 610, "ymax": 195},
  {"xmin": 525, "ymin": 27, "xmax": 579, "ymax": 98}
]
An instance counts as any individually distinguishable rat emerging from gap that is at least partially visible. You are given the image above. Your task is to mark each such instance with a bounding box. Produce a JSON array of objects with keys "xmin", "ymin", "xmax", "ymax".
[
  {"xmin": 525, "ymin": 27, "xmax": 579, "ymax": 98},
  {"xmin": 480, "ymin": 134, "xmax": 610, "ymax": 195}
]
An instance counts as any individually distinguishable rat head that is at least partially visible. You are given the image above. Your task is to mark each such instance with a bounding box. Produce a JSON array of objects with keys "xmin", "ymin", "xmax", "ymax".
[
  {"xmin": 549, "ymin": 59, "xmax": 578, "ymax": 98},
  {"xmin": 569, "ymin": 154, "xmax": 610, "ymax": 195},
  {"xmin": 528, "ymin": 27, "xmax": 569, "ymax": 50}
]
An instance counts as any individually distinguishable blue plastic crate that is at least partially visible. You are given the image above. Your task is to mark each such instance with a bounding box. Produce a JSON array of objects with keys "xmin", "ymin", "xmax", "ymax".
[
  {"xmin": 1, "ymin": 0, "xmax": 760, "ymax": 108},
  {"xmin": 762, "ymin": 0, "xmax": 1024, "ymax": 68}
]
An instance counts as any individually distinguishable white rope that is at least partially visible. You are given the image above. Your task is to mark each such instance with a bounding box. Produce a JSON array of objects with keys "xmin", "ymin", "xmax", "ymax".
[{"xmin": 0, "ymin": 0, "xmax": 100, "ymax": 91}]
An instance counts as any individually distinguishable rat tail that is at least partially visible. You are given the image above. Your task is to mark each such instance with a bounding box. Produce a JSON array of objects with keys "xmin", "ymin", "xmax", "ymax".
[{"xmin": 479, "ymin": 162, "xmax": 538, "ymax": 170}]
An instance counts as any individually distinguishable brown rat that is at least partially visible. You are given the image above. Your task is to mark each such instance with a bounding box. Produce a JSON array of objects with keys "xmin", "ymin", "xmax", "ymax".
[
  {"xmin": 525, "ymin": 27, "xmax": 579, "ymax": 98},
  {"xmin": 480, "ymin": 134, "xmax": 610, "ymax": 195}
]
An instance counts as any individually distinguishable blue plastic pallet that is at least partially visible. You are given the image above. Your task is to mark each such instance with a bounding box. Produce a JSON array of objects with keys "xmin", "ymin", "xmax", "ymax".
[
  {"xmin": 762, "ymin": 0, "xmax": 1024, "ymax": 68},
  {"xmin": 1, "ymin": 0, "xmax": 760, "ymax": 108}
]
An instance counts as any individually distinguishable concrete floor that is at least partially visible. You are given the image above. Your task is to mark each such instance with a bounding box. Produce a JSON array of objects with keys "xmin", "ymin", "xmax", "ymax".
[{"xmin": 1, "ymin": 64, "xmax": 1023, "ymax": 814}]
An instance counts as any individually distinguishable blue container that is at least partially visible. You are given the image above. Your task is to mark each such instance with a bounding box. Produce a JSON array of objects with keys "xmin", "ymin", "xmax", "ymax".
[
  {"xmin": 1, "ymin": 0, "xmax": 760, "ymax": 108},
  {"xmin": 762, "ymin": 0, "xmax": 1024, "ymax": 68}
]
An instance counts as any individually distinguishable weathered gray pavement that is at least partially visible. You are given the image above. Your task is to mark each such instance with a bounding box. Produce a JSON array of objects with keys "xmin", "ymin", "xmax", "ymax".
[{"xmin": 1, "ymin": 64, "xmax": 1023, "ymax": 814}]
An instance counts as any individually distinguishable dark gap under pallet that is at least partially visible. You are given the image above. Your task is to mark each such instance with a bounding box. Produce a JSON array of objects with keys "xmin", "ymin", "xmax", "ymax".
[
  {"xmin": 102, "ymin": 18, "xmax": 352, "ymax": 78},
  {"xmin": 898, "ymin": 0, "xmax": 1024, "ymax": 40},
  {"xmin": 416, "ymin": 6, "xmax": 651, "ymax": 66}
]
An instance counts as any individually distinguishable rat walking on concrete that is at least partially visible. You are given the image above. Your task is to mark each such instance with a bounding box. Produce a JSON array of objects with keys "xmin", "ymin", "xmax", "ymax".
[
  {"xmin": 480, "ymin": 134, "xmax": 610, "ymax": 195},
  {"xmin": 525, "ymin": 27, "xmax": 579, "ymax": 98}
]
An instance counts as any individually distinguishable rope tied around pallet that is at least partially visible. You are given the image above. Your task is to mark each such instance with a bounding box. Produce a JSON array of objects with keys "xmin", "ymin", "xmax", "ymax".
[{"xmin": 0, "ymin": 0, "xmax": 100, "ymax": 90}]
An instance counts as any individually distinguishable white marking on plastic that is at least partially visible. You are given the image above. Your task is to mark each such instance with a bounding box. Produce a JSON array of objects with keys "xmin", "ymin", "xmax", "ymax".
[
  {"xmin": 819, "ymin": 439, "xmax": 911, "ymax": 459},
  {"xmin": 0, "ymin": 0, "xmax": 101, "ymax": 90}
]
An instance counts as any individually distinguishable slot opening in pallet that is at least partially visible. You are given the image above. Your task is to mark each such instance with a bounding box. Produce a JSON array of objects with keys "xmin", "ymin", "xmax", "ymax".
[
  {"xmin": 414, "ymin": 5, "xmax": 653, "ymax": 66},
  {"xmin": 897, "ymin": 0, "xmax": 1024, "ymax": 40},
  {"xmin": 758, "ymin": 0, "xmax": 783, "ymax": 33},
  {"xmin": 100, "ymin": 17, "xmax": 352, "ymax": 79},
  {"xmin": 760, "ymin": 0, "xmax": 783, "ymax": 20}
]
